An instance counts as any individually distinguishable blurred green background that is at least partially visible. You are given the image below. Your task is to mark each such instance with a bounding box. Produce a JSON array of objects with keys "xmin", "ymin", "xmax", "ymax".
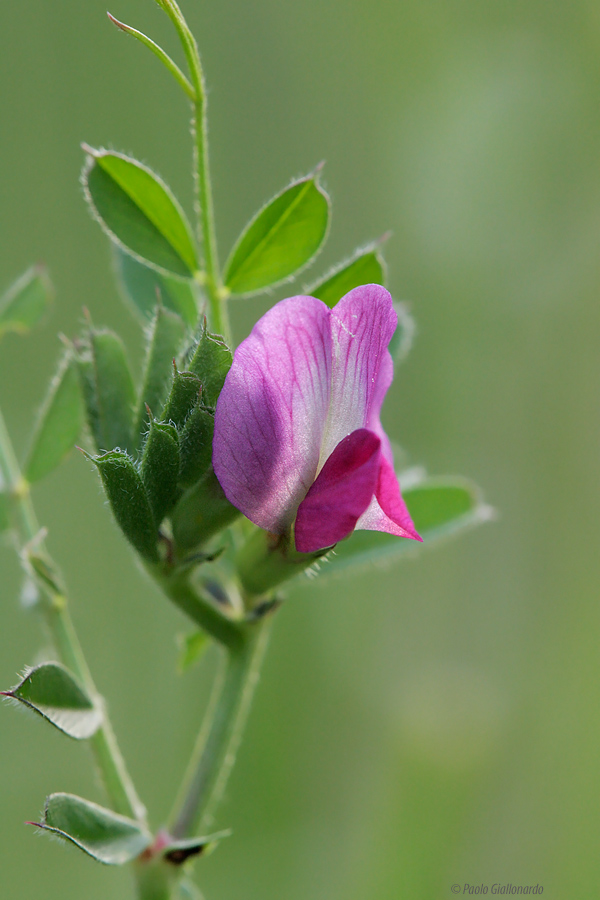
[{"xmin": 2, "ymin": 0, "xmax": 600, "ymax": 897}]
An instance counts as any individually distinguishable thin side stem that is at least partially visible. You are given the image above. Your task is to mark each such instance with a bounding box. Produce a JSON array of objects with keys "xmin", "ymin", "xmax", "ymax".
[
  {"xmin": 169, "ymin": 619, "xmax": 270, "ymax": 837},
  {"xmin": 107, "ymin": 13, "xmax": 195, "ymax": 101},
  {"xmin": 150, "ymin": 564, "xmax": 245, "ymax": 652},
  {"xmin": 157, "ymin": 0, "xmax": 231, "ymax": 342},
  {"xmin": 0, "ymin": 405, "xmax": 146, "ymax": 825}
]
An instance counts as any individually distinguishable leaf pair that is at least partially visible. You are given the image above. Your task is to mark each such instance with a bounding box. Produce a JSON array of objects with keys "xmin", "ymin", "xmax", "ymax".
[
  {"xmin": 83, "ymin": 147, "xmax": 331, "ymax": 298},
  {"xmin": 2, "ymin": 661, "xmax": 225, "ymax": 868},
  {"xmin": 31, "ymin": 792, "xmax": 226, "ymax": 867}
]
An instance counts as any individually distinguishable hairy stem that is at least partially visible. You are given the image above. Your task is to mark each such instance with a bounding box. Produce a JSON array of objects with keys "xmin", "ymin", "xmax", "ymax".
[
  {"xmin": 158, "ymin": 0, "xmax": 230, "ymax": 342},
  {"xmin": 0, "ymin": 405, "xmax": 146, "ymax": 824},
  {"xmin": 149, "ymin": 564, "xmax": 245, "ymax": 651},
  {"xmin": 169, "ymin": 619, "xmax": 270, "ymax": 837}
]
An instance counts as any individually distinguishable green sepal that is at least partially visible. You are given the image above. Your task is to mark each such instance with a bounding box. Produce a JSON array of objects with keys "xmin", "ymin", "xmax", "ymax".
[
  {"xmin": 141, "ymin": 420, "xmax": 181, "ymax": 525},
  {"xmin": 31, "ymin": 793, "xmax": 151, "ymax": 865},
  {"xmin": 178, "ymin": 403, "xmax": 214, "ymax": 489},
  {"xmin": 82, "ymin": 147, "xmax": 198, "ymax": 278},
  {"xmin": 171, "ymin": 470, "xmax": 240, "ymax": 552},
  {"xmin": 1, "ymin": 662, "xmax": 102, "ymax": 740},
  {"xmin": 177, "ymin": 630, "xmax": 210, "ymax": 674},
  {"xmin": 135, "ymin": 305, "xmax": 188, "ymax": 442},
  {"xmin": 236, "ymin": 528, "xmax": 328, "ymax": 596},
  {"xmin": 306, "ymin": 242, "xmax": 387, "ymax": 307},
  {"xmin": 223, "ymin": 171, "xmax": 330, "ymax": 295},
  {"xmin": 91, "ymin": 450, "xmax": 159, "ymax": 561},
  {"xmin": 77, "ymin": 329, "xmax": 136, "ymax": 453},
  {"xmin": 0, "ymin": 264, "xmax": 54, "ymax": 338},
  {"xmin": 320, "ymin": 476, "xmax": 493, "ymax": 579},
  {"xmin": 113, "ymin": 246, "xmax": 198, "ymax": 328},
  {"xmin": 388, "ymin": 301, "xmax": 416, "ymax": 364},
  {"xmin": 186, "ymin": 323, "xmax": 232, "ymax": 407},
  {"xmin": 161, "ymin": 368, "xmax": 202, "ymax": 429},
  {"xmin": 24, "ymin": 351, "xmax": 84, "ymax": 482}
]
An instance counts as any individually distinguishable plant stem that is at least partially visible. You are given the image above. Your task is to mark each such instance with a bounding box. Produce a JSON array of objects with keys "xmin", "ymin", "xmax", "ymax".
[
  {"xmin": 0, "ymin": 405, "xmax": 147, "ymax": 825},
  {"xmin": 149, "ymin": 564, "xmax": 245, "ymax": 652},
  {"xmin": 135, "ymin": 860, "xmax": 177, "ymax": 900},
  {"xmin": 169, "ymin": 619, "xmax": 270, "ymax": 837},
  {"xmin": 107, "ymin": 13, "xmax": 195, "ymax": 101},
  {"xmin": 158, "ymin": 0, "xmax": 230, "ymax": 343}
]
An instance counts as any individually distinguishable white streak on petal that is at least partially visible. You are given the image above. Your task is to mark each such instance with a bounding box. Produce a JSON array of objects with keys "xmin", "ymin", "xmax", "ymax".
[{"xmin": 320, "ymin": 285, "xmax": 397, "ymax": 467}]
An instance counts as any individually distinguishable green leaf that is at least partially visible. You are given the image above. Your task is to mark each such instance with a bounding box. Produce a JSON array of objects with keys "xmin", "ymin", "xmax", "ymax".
[
  {"xmin": 32, "ymin": 793, "xmax": 151, "ymax": 865},
  {"xmin": 187, "ymin": 324, "xmax": 232, "ymax": 407},
  {"xmin": 1, "ymin": 662, "xmax": 101, "ymax": 740},
  {"xmin": 24, "ymin": 352, "xmax": 84, "ymax": 482},
  {"xmin": 177, "ymin": 630, "xmax": 210, "ymax": 674},
  {"xmin": 319, "ymin": 476, "xmax": 493, "ymax": 579},
  {"xmin": 135, "ymin": 305, "xmax": 188, "ymax": 441},
  {"xmin": 78, "ymin": 329, "xmax": 136, "ymax": 453},
  {"xmin": 141, "ymin": 420, "xmax": 181, "ymax": 525},
  {"xmin": 307, "ymin": 243, "xmax": 387, "ymax": 307},
  {"xmin": 0, "ymin": 265, "xmax": 54, "ymax": 338},
  {"xmin": 91, "ymin": 450, "xmax": 159, "ymax": 562},
  {"xmin": 388, "ymin": 301, "xmax": 416, "ymax": 364},
  {"xmin": 113, "ymin": 246, "xmax": 198, "ymax": 327},
  {"xmin": 224, "ymin": 172, "xmax": 330, "ymax": 295},
  {"xmin": 83, "ymin": 147, "xmax": 198, "ymax": 278},
  {"xmin": 163, "ymin": 830, "xmax": 231, "ymax": 865},
  {"xmin": 161, "ymin": 368, "xmax": 202, "ymax": 430},
  {"xmin": 178, "ymin": 403, "xmax": 214, "ymax": 488}
]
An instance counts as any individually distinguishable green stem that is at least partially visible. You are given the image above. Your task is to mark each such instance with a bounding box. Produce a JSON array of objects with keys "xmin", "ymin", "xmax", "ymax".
[
  {"xmin": 158, "ymin": 0, "xmax": 230, "ymax": 342},
  {"xmin": 0, "ymin": 405, "xmax": 146, "ymax": 825},
  {"xmin": 135, "ymin": 860, "xmax": 177, "ymax": 900},
  {"xmin": 107, "ymin": 13, "xmax": 195, "ymax": 101},
  {"xmin": 169, "ymin": 619, "xmax": 270, "ymax": 837},
  {"xmin": 150, "ymin": 565, "xmax": 245, "ymax": 652}
]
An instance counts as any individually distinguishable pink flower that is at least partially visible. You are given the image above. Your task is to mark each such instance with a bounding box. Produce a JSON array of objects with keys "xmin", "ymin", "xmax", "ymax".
[{"xmin": 213, "ymin": 285, "xmax": 421, "ymax": 553}]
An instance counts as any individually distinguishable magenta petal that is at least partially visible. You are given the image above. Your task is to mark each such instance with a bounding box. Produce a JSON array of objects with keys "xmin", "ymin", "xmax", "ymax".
[
  {"xmin": 213, "ymin": 296, "xmax": 332, "ymax": 533},
  {"xmin": 295, "ymin": 428, "xmax": 381, "ymax": 553},
  {"xmin": 356, "ymin": 456, "xmax": 422, "ymax": 541}
]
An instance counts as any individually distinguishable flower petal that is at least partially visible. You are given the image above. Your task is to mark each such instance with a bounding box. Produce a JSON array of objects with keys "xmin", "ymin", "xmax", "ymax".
[
  {"xmin": 356, "ymin": 456, "xmax": 422, "ymax": 540},
  {"xmin": 295, "ymin": 428, "xmax": 381, "ymax": 552},
  {"xmin": 320, "ymin": 284, "xmax": 398, "ymax": 464},
  {"xmin": 346, "ymin": 317, "xmax": 421, "ymax": 542},
  {"xmin": 213, "ymin": 296, "xmax": 332, "ymax": 533}
]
